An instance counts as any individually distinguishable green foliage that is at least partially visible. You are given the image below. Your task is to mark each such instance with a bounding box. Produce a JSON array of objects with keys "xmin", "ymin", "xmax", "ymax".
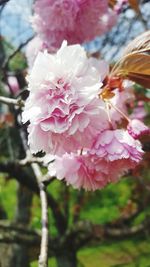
[
  {"xmin": 79, "ymin": 178, "xmax": 133, "ymax": 224},
  {"xmin": 8, "ymin": 52, "xmax": 27, "ymax": 72},
  {"xmin": 31, "ymin": 258, "xmax": 57, "ymax": 267},
  {"xmin": 0, "ymin": 175, "xmax": 17, "ymax": 220},
  {"xmin": 30, "ymin": 194, "xmax": 41, "ymax": 229}
]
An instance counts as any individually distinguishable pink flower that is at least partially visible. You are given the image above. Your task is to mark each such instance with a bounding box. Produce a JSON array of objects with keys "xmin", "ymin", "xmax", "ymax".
[
  {"xmin": 47, "ymin": 129, "xmax": 143, "ymax": 190},
  {"xmin": 127, "ymin": 119, "xmax": 150, "ymax": 139},
  {"xmin": 48, "ymin": 153, "xmax": 117, "ymax": 191},
  {"xmin": 130, "ymin": 101, "xmax": 147, "ymax": 121},
  {"xmin": 26, "ymin": 36, "xmax": 47, "ymax": 69},
  {"xmin": 7, "ymin": 76, "xmax": 19, "ymax": 94},
  {"xmin": 91, "ymin": 129, "xmax": 143, "ymax": 162},
  {"xmin": 22, "ymin": 42, "xmax": 109, "ymax": 155},
  {"xmin": 32, "ymin": 0, "xmax": 117, "ymax": 50}
]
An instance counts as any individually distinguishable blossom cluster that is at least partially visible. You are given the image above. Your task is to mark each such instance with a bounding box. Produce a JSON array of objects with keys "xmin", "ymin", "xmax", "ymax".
[
  {"xmin": 31, "ymin": 0, "xmax": 117, "ymax": 51},
  {"xmin": 114, "ymin": 0, "xmax": 128, "ymax": 14},
  {"xmin": 23, "ymin": 41, "xmax": 149, "ymax": 190}
]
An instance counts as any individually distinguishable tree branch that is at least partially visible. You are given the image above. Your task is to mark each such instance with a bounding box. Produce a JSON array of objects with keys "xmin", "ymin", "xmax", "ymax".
[
  {"xmin": 2, "ymin": 36, "xmax": 33, "ymax": 70},
  {"xmin": 0, "ymin": 96, "xmax": 24, "ymax": 107},
  {"xmin": 0, "ymin": 220, "xmax": 41, "ymax": 245},
  {"xmin": 19, "ymin": 156, "xmax": 46, "ymax": 166},
  {"xmin": 0, "ymin": 0, "xmax": 9, "ymax": 6},
  {"xmin": 62, "ymin": 218, "xmax": 150, "ymax": 250},
  {"xmin": 0, "ymin": 220, "xmax": 56, "ymax": 261}
]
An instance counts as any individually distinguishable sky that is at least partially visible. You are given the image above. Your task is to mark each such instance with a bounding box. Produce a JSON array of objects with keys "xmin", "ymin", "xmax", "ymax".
[{"xmin": 0, "ymin": 0, "xmax": 33, "ymax": 47}]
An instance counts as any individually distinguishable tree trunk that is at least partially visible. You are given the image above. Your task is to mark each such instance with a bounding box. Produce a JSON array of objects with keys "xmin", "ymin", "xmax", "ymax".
[
  {"xmin": 56, "ymin": 250, "xmax": 78, "ymax": 267},
  {"xmin": 0, "ymin": 244, "xmax": 30, "ymax": 267}
]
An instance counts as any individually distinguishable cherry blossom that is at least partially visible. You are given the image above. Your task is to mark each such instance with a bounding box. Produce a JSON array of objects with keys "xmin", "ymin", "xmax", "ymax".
[
  {"xmin": 7, "ymin": 76, "xmax": 19, "ymax": 94},
  {"xmin": 91, "ymin": 129, "xmax": 143, "ymax": 162},
  {"xmin": 130, "ymin": 101, "xmax": 147, "ymax": 121},
  {"xmin": 32, "ymin": 0, "xmax": 117, "ymax": 50},
  {"xmin": 23, "ymin": 41, "xmax": 146, "ymax": 191},
  {"xmin": 22, "ymin": 42, "xmax": 109, "ymax": 154},
  {"xmin": 48, "ymin": 129, "xmax": 143, "ymax": 191},
  {"xmin": 48, "ymin": 153, "xmax": 113, "ymax": 191},
  {"xmin": 127, "ymin": 119, "xmax": 150, "ymax": 139},
  {"xmin": 26, "ymin": 36, "xmax": 47, "ymax": 69}
]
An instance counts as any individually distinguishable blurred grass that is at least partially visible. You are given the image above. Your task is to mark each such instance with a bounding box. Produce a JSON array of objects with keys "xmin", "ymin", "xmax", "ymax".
[
  {"xmin": 0, "ymin": 175, "xmax": 17, "ymax": 220},
  {"xmin": 31, "ymin": 238, "xmax": 150, "ymax": 267},
  {"xmin": 79, "ymin": 239, "xmax": 150, "ymax": 267},
  {"xmin": 1, "ymin": 174, "xmax": 150, "ymax": 267}
]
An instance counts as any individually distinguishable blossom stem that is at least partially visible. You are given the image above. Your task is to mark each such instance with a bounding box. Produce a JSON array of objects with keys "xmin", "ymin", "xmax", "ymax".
[
  {"xmin": 105, "ymin": 101, "xmax": 112, "ymax": 124},
  {"xmin": 108, "ymin": 100, "xmax": 130, "ymax": 122}
]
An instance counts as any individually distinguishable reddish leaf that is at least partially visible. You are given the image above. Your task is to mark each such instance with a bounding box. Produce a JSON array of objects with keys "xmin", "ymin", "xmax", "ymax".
[{"xmin": 128, "ymin": 0, "xmax": 140, "ymax": 13}]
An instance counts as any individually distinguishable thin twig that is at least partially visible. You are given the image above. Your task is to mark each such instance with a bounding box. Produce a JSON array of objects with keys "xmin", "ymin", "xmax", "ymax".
[
  {"xmin": 19, "ymin": 124, "xmax": 49, "ymax": 267},
  {"xmin": 0, "ymin": 95, "xmax": 24, "ymax": 107},
  {"xmin": 39, "ymin": 182, "xmax": 49, "ymax": 267},
  {"xmin": 2, "ymin": 36, "xmax": 33, "ymax": 70},
  {"xmin": 18, "ymin": 127, "xmax": 49, "ymax": 266},
  {"xmin": 32, "ymin": 163, "xmax": 49, "ymax": 267},
  {"xmin": 19, "ymin": 156, "xmax": 53, "ymax": 185}
]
